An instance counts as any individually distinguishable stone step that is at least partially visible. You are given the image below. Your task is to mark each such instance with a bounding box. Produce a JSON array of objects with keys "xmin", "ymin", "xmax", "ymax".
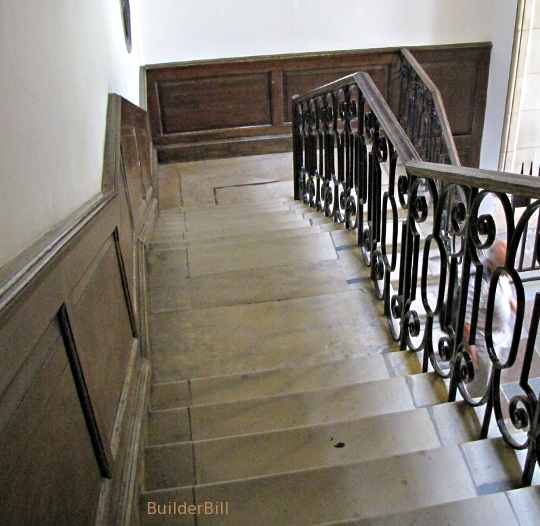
[
  {"xmin": 153, "ymin": 218, "xmax": 312, "ymax": 244},
  {"xmin": 317, "ymin": 492, "xmax": 519, "ymax": 526},
  {"xmin": 506, "ymin": 486, "xmax": 540, "ymax": 526},
  {"xmin": 144, "ymin": 444, "xmax": 478, "ymax": 525},
  {"xmin": 143, "ymin": 394, "xmax": 509, "ymax": 491},
  {"xmin": 153, "ymin": 224, "xmax": 319, "ymax": 251},
  {"xmin": 154, "ymin": 376, "xmax": 415, "ymax": 444},
  {"xmin": 183, "ymin": 202, "xmax": 293, "ymax": 220},
  {"xmin": 149, "ymin": 257, "xmax": 357, "ymax": 314},
  {"xmin": 144, "ymin": 408, "xmax": 437, "ymax": 490},
  {"xmin": 150, "ymin": 351, "xmax": 421, "ymax": 410},
  {"xmin": 150, "ymin": 323, "xmax": 397, "ymax": 382},
  {"xmin": 187, "ymin": 230, "xmax": 337, "ymax": 277},
  {"xmin": 183, "ymin": 208, "xmax": 300, "ymax": 230},
  {"xmin": 215, "ymin": 180, "xmax": 293, "ymax": 205},
  {"xmin": 184, "ymin": 211, "xmax": 308, "ymax": 235},
  {"xmin": 150, "ymin": 290, "xmax": 395, "ymax": 381},
  {"xmin": 150, "ymin": 223, "xmax": 318, "ymax": 251},
  {"xmin": 143, "ymin": 438, "xmax": 538, "ymax": 525}
]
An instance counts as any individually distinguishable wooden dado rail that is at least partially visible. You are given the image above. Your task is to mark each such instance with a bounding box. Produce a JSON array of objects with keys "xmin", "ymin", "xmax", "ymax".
[
  {"xmin": 144, "ymin": 43, "xmax": 490, "ymax": 166},
  {"xmin": 0, "ymin": 95, "xmax": 157, "ymax": 525}
]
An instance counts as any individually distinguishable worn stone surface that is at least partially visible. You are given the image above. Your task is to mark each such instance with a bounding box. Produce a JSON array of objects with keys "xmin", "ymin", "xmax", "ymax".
[
  {"xmin": 147, "ymin": 407, "xmax": 191, "ymax": 446},
  {"xmin": 324, "ymin": 493, "xmax": 518, "ymax": 526},
  {"xmin": 150, "ymin": 259, "xmax": 350, "ymax": 313},
  {"xmin": 151, "ymin": 323, "xmax": 394, "ymax": 382},
  {"xmin": 429, "ymin": 401, "xmax": 499, "ymax": 446},
  {"xmin": 195, "ymin": 446, "xmax": 476, "ymax": 525},
  {"xmin": 187, "ymin": 231, "xmax": 336, "ymax": 276},
  {"xmin": 506, "ymin": 486, "xmax": 540, "ymax": 526},
  {"xmin": 406, "ymin": 372, "xmax": 449, "ymax": 407},
  {"xmin": 216, "ymin": 180, "xmax": 293, "ymax": 205},
  {"xmin": 151, "ymin": 380, "xmax": 191, "ymax": 410},
  {"xmin": 189, "ymin": 377, "xmax": 414, "ymax": 440},
  {"xmin": 158, "ymin": 164, "xmax": 182, "ymax": 210},
  {"xmin": 194, "ymin": 409, "xmax": 440, "ymax": 484},
  {"xmin": 150, "ymin": 290, "xmax": 393, "ymax": 380},
  {"xmin": 145, "ymin": 442, "xmax": 194, "ymax": 491},
  {"xmin": 461, "ymin": 438, "xmax": 529, "ymax": 493},
  {"xmin": 190, "ymin": 354, "xmax": 390, "ymax": 406}
]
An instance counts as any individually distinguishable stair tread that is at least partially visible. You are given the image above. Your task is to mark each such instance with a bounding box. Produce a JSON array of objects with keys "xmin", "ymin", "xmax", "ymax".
[
  {"xmin": 144, "ymin": 400, "xmax": 521, "ymax": 489},
  {"xmin": 316, "ymin": 492, "xmax": 518, "ymax": 526},
  {"xmin": 188, "ymin": 409, "xmax": 441, "ymax": 485},
  {"xmin": 183, "ymin": 209, "xmax": 300, "ymax": 230},
  {"xmin": 151, "ymin": 351, "xmax": 419, "ymax": 410},
  {"xmin": 187, "ymin": 230, "xmax": 337, "ymax": 277},
  {"xmin": 192, "ymin": 445, "xmax": 477, "ymax": 525},
  {"xmin": 151, "ymin": 323, "xmax": 395, "ymax": 382},
  {"xmin": 147, "ymin": 439, "xmax": 535, "ymax": 525},
  {"xmin": 149, "ymin": 254, "xmax": 352, "ymax": 314},
  {"xmin": 189, "ymin": 376, "xmax": 414, "ymax": 440},
  {"xmin": 153, "ymin": 218, "xmax": 312, "ymax": 244},
  {"xmin": 160, "ymin": 225, "xmax": 318, "ymax": 249},
  {"xmin": 150, "ymin": 289, "xmax": 394, "ymax": 381}
]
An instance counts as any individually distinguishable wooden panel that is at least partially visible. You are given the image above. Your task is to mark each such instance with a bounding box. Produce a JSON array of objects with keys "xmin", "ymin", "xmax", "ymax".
[
  {"xmin": 0, "ymin": 320, "xmax": 102, "ymax": 526},
  {"xmin": 145, "ymin": 44, "xmax": 491, "ymax": 165},
  {"xmin": 70, "ymin": 237, "xmax": 135, "ymax": 447},
  {"xmin": 412, "ymin": 45, "xmax": 491, "ymax": 167},
  {"xmin": 159, "ymin": 73, "xmax": 272, "ymax": 133},
  {"xmin": 0, "ymin": 95, "xmax": 157, "ymax": 525}
]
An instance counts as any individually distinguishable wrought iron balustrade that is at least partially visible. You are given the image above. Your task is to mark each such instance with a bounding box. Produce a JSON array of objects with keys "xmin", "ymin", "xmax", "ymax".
[
  {"xmin": 398, "ymin": 49, "xmax": 460, "ymax": 167},
  {"xmin": 513, "ymin": 162, "xmax": 540, "ymax": 274},
  {"xmin": 292, "ymin": 70, "xmax": 540, "ymax": 487}
]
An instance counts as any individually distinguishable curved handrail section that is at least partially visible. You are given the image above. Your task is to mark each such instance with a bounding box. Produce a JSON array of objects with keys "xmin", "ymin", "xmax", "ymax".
[{"xmin": 399, "ymin": 48, "xmax": 461, "ymax": 166}]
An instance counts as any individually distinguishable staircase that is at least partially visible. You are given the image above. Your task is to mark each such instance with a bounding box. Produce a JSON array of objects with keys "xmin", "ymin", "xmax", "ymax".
[
  {"xmin": 137, "ymin": 152, "xmax": 540, "ymax": 526},
  {"xmin": 136, "ymin": 50, "xmax": 540, "ymax": 525}
]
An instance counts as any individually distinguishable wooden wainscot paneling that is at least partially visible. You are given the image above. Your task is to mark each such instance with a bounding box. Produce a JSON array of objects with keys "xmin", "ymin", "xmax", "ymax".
[
  {"xmin": 68, "ymin": 235, "xmax": 136, "ymax": 449},
  {"xmin": 0, "ymin": 93, "xmax": 157, "ymax": 525},
  {"xmin": 145, "ymin": 48, "xmax": 399, "ymax": 163},
  {"xmin": 411, "ymin": 44, "xmax": 491, "ymax": 167},
  {"xmin": 144, "ymin": 43, "xmax": 491, "ymax": 166},
  {"xmin": 0, "ymin": 318, "xmax": 103, "ymax": 526}
]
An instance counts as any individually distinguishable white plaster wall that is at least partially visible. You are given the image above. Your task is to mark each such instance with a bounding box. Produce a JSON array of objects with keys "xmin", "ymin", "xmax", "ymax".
[
  {"xmin": 138, "ymin": 0, "xmax": 518, "ymax": 169},
  {"xmin": 0, "ymin": 0, "xmax": 142, "ymax": 268}
]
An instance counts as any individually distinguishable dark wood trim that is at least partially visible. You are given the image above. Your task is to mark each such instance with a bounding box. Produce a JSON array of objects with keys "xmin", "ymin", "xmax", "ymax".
[
  {"xmin": 58, "ymin": 304, "xmax": 112, "ymax": 478},
  {"xmin": 143, "ymin": 43, "xmax": 491, "ymax": 165},
  {"xmin": 0, "ymin": 93, "xmax": 157, "ymax": 525},
  {"xmin": 406, "ymin": 160, "xmax": 540, "ymax": 198},
  {"xmin": 113, "ymin": 227, "xmax": 138, "ymax": 338},
  {"xmin": 142, "ymin": 42, "xmax": 492, "ymax": 70}
]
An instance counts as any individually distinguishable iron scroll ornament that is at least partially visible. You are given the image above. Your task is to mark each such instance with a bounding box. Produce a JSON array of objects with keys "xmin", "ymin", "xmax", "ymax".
[{"xmin": 121, "ymin": 0, "xmax": 132, "ymax": 53}]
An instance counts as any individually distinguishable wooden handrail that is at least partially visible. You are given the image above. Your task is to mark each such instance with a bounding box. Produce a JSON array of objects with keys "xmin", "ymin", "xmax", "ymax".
[
  {"xmin": 406, "ymin": 160, "xmax": 540, "ymax": 199},
  {"xmin": 400, "ymin": 48, "xmax": 461, "ymax": 166}
]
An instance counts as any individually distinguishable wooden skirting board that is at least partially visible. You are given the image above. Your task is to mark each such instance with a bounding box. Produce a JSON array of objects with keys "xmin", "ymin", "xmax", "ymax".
[
  {"xmin": 0, "ymin": 94, "xmax": 157, "ymax": 525},
  {"xmin": 143, "ymin": 43, "xmax": 491, "ymax": 166}
]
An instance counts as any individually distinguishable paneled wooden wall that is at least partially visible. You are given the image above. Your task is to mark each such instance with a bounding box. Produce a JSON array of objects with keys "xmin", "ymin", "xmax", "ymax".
[
  {"xmin": 144, "ymin": 43, "xmax": 491, "ymax": 167},
  {"xmin": 0, "ymin": 95, "xmax": 157, "ymax": 526}
]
